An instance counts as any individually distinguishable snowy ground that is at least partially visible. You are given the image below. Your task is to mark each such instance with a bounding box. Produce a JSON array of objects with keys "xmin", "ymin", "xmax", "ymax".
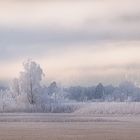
[
  {"xmin": 0, "ymin": 113, "xmax": 140, "ymax": 140},
  {"xmin": 0, "ymin": 102, "xmax": 140, "ymax": 140}
]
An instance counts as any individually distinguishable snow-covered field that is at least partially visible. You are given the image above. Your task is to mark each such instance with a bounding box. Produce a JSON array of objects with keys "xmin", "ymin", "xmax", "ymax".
[
  {"xmin": 1, "ymin": 103, "xmax": 140, "ymax": 140},
  {"xmin": 0, "ymin": 113, "xmax": 140, "ymax": 140}
]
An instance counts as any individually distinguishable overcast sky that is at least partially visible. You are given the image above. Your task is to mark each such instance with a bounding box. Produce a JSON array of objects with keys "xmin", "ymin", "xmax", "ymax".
[{"xmin": 0, "ymin": 0, "xmax": 140, "ymax": 86}]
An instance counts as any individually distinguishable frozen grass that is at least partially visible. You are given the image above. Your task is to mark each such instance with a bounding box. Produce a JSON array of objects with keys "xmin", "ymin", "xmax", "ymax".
[
  {"xmin": 1, "ymin": 102, "xmax": 140, "ymax": 115},
  {"xmin": 75, "ymin": 102, "xmax": 140, "ymax": 115}
]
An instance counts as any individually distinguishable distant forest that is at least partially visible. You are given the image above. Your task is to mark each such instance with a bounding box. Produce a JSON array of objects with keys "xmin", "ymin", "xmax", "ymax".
[
  {"xmin": 64, "ymin": 81, "xmax": 140, "ymax": 102},
  {"xmin": 1, "ymin": 80, "xmax": 140, "ymax": 103}
]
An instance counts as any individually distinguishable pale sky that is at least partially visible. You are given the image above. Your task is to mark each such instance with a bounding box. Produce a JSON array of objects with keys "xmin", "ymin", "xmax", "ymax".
[{"xmin": 0, "ymin": 0, "xmax": 140, "ymax": 86}]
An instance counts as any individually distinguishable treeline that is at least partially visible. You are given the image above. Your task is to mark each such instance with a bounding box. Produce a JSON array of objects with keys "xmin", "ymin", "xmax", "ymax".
[{"xmin": 64, "ymin": 82, "xmax": 140, "ymax": 102}]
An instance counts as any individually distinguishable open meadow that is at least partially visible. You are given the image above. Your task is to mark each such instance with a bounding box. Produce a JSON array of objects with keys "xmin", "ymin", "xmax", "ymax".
[{"xmin": 0, "ymin": 113, "xmax": 140, "ymax": 140}]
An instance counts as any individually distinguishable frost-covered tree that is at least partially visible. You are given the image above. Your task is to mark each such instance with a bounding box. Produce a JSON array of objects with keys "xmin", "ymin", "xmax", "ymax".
[
  {"xmin": 19, "ymin": 60, "xmax": 45, "ymax": 105},
  {"xmin": 48, "ymin": 81, "xmax": 58, "ymax": 96},
  {"xmin": 47, "ymin": 82, "xmax": 65, "ymax": 103},
  {"xmin": 0, "ymin": 90, "xmax": 16, "ymax": 112},
  {"xmin": 94, "ymin": 83, "xmax": 105, "ymax": 99},
  {"xmin": 10, "ymin": 78, "xmax": 21, "ymax": 101}
]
